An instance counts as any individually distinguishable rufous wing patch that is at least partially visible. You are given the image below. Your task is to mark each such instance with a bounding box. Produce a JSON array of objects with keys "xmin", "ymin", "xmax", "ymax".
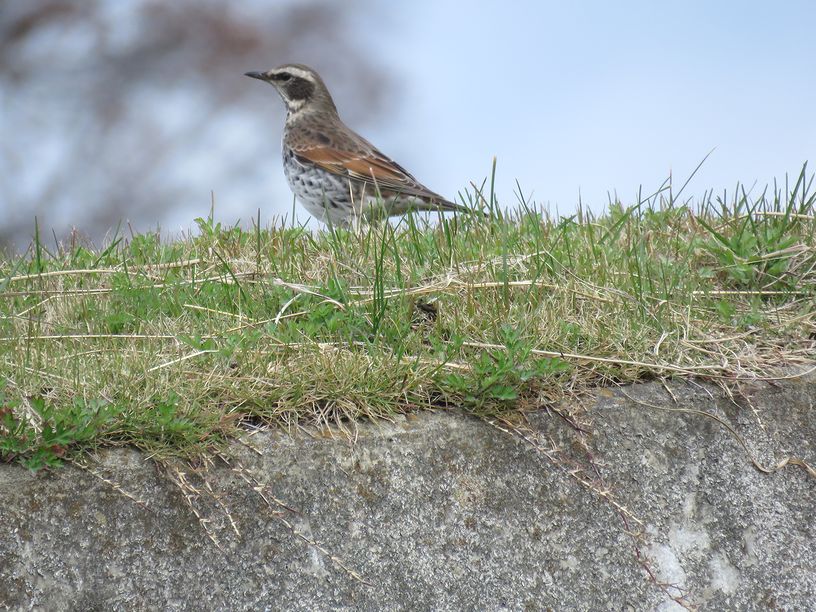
[{"xmin": 293, "ymin": 145, "xmax": 437, "ymax": 199}]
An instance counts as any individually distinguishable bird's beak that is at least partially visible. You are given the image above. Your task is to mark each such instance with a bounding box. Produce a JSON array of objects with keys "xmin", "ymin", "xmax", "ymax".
[{"xmin": 244, "ymin": 71, "xmax": 266, "ymax": 81}]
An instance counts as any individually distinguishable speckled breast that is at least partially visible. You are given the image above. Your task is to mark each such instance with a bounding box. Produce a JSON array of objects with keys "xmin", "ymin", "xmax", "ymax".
[{"xmin": 282, "ymin": 147, "xmax": 356, "ymax": 224}]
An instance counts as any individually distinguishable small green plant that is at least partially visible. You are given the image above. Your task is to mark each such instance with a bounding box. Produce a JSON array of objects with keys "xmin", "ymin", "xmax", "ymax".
[
  {"xmin": 441, "ymin": 325, "xmax": 570, "ymax": 414},
  {"xmin": 696, "ymin": 165, "xmax": 815, "ymax": 291},
  {"xmin": 0, "ymin": 390, "xmax": 118, "ymax": 470}
]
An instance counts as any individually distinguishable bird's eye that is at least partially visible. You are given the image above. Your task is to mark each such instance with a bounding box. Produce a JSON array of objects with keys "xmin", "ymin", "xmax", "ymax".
[{"xmin": 276, "ymin": 73, "xmax": 291, "ymax": 82}]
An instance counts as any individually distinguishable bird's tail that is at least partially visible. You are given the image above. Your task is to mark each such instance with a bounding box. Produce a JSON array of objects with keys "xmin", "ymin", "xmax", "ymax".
[{"xmin": 429, "ymin": 197, "xmax": 487, "ymax": 217}]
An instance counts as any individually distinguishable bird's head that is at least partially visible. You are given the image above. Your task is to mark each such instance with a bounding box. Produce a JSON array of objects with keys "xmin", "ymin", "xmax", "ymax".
[{"xmin": 245, "ymin": 64, "xmax": 337, "ymax": 116}]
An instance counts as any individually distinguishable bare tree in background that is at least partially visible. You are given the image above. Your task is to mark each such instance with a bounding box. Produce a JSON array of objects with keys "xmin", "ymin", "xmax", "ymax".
[{"xmin": 0, "ymin": 0, "xmax": 388, "ymax": 249}]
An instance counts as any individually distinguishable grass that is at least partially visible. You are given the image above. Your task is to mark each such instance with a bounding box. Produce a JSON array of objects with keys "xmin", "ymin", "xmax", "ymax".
[{"xmin": 1, "ymin": 165, "xmax": 815, "ymax": 470}]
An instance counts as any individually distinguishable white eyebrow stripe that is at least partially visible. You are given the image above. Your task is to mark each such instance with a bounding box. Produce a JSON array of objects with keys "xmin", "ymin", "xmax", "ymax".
[{"xmin": 275, "ymin": 66, "xmax": 314, "ymax": 81}]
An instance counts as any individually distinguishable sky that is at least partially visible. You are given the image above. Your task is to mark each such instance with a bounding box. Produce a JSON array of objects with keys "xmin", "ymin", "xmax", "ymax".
[
  {"xmin": 342, "ymin": 0, "xmax": 815, "ymax": 217},
  {"xmin": 4, "ymin": 0, "xmax": 816, "ymax": 240}
]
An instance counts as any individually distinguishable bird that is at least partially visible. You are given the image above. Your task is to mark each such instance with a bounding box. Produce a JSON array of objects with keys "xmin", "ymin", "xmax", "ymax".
[{"xmin": 244, "ymin": 64, "xmax": 475, "ymax": 226}]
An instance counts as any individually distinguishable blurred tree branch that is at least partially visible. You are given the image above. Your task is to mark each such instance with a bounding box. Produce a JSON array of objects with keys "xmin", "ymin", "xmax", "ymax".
[{"xmin": 0, "ymin": 0, "xmax": 388, "ymax": 250}]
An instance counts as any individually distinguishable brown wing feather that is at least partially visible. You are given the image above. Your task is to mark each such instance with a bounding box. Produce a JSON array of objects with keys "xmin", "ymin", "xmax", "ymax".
[{"xmin": 293, "ymin": 144, "xmax": 451, "ymax": 203}]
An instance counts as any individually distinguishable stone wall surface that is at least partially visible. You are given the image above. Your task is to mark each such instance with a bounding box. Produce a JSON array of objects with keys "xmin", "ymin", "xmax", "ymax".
[{"xmin": 1, "ymin": 375, "xmax": 814, "ymax": 611}]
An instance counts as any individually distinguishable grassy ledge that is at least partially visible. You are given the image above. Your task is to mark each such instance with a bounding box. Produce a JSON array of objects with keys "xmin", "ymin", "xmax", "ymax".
[{"xmin": 1, "ymin": 168, "xmax": 815, "ymax": 469}]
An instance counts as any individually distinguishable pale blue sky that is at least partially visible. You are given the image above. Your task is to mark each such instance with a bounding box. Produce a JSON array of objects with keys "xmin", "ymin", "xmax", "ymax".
[
  {"xmin": 345, "ymin": 0, "xmax": 815, "ymax": 215},
  {"xmin": 6, "ymin": 0, "xmax": 814, "ymax": 239}
]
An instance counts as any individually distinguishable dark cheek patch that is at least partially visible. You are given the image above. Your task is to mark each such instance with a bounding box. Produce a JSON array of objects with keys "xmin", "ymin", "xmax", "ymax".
[{"xmin": 287, "ymin": 78, "xmax": 315, "ymax": 101}]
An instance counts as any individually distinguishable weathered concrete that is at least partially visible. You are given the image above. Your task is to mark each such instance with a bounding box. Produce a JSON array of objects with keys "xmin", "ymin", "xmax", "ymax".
[{"xmin": 1, "ymin": 375, "xmax": 814, "ymax": 611}]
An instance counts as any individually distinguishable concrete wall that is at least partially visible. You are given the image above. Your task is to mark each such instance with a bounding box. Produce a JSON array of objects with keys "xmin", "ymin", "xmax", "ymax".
[{"xmin": 1, "ymin": 375, "xmax": 814, "ymax": 610}]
